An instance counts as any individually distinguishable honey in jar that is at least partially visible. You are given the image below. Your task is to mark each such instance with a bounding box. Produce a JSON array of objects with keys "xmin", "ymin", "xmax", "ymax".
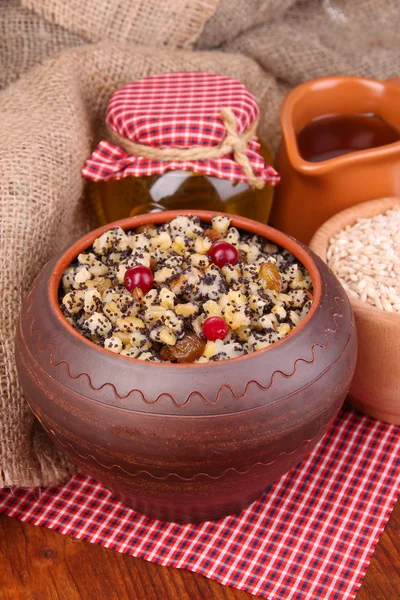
[{"xmin": 82, "ymin": 72, "xmax": 280, "ymax": 225}]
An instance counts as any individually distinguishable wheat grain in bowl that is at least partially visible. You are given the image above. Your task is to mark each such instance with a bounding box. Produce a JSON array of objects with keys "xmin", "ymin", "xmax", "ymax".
[
  {"xmin": 327, "ymin": 206, "xmax": 400, "ymax": 313},
  {"xmin": 59, "ymin": 215, "xmax": 313, "ymax": 363}
]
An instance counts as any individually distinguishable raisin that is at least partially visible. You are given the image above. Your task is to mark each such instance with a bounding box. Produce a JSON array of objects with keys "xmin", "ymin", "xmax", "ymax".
[
  {"xmin": 91, "ymin": 277, "xmax": 114, "ymax": 294},
  {"xmin": 259, "ymin": 263, "xmax": 282, "ymax": 293},
  {"xmin": 160, "ymin": 345, "xmax": 176, "ymax": 362},
  {"xmin": 160, "ymin": 333, "xmax": 206, "ymax": 363}
]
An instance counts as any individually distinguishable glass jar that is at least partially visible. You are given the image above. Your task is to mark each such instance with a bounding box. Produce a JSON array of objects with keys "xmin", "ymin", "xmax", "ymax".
[
  {"xmin": 87, "ymin": 137, "xmax": 274, "ymax": 225},
  {"xmin": 83, "ymin": 73, "xmax": 280, "ymax": 225}
]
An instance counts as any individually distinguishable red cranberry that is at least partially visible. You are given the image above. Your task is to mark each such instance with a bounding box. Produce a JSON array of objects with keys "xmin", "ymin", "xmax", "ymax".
[
  {"xmin": 124, "ymin": 265, "xmax": 154, "ymax": 294},
  {"xmin": 202, "ymin": 316, "xmax": 229, "ymax": 341},
  {"xmin": 208, "ymin": 241, "xmax": 238, "ymax": 268}
]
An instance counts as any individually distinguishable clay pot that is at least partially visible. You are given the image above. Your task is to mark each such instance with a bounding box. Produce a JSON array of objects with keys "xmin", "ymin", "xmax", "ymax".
[
  {"xmin": 310, "ymin": 198, "xmax": 400, "ymax": 425},
  {"xmin": 16, "ymin": 210, "xmax": 357, "ymax": 523},
  {"xmin": 269, "ymin": 76, "xmax": 400, "ymax": 244}
]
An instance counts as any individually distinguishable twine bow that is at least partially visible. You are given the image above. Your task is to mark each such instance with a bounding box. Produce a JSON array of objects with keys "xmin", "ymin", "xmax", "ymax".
[{"xmin": 107, "ymin": 107, "xmax": 265, "ymax": 189}]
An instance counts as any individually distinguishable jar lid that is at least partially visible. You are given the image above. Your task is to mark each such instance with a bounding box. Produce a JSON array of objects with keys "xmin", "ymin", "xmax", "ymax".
[{"xmin": 82, "ymin": 72, "xmax": 280, "ymax": 189}]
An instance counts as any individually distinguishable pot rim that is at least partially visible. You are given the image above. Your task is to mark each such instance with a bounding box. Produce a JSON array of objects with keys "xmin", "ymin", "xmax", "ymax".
[
  {"xmin": 309, "ymin": 197, "xmax": 400, "ymax": 324},
  {"xmin": 50, "ymin": 209, "xmax": 322, "ymax": 368},
  {"xmin": 280, "ymin": 75, "xmax": 400, "ymax": 176}
]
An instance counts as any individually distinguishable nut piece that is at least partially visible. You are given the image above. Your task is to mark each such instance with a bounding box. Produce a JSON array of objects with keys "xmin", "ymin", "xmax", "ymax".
[
  {"xmin": 132, "ymin": 287, "xmax": 144, "ymax": 302},
  {"xmin": 136, "ymin": 224, "xmax": 157, "ymax": 234},
  {"xmin": 160, "ymin": 332, "xmax": 206, "ymax": 363},
  {"xmin": 203, "ymin": 228, "xmax": 222, "ymax": 242},
  {"xmin": 259, "ymin": 262, "xmax": 282, "ymax": 293}
]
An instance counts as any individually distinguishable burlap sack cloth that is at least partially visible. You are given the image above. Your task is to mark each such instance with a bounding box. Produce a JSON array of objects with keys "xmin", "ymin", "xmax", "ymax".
[{"xmin": 1, "ymin": 0, "xmax": 400, "ymax": 488}]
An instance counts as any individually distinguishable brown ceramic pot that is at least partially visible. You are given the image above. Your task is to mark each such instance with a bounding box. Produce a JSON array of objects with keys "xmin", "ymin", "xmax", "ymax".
[
  {"xmin": 310, "ymin": 197, "xmax": 400, "ymax": 425},
  {"xmin": 270, "ymin": 76, "xmax": 400, "ymax": 244},
  {"xmin": 15, "ymin": 210, "xmax": 357, "ymax": 523}
]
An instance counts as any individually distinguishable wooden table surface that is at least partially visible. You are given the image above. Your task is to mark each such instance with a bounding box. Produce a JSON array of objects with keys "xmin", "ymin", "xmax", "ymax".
[{"xmin": 1, "ymin": 501, "xmax": 399, "ymax": 600}]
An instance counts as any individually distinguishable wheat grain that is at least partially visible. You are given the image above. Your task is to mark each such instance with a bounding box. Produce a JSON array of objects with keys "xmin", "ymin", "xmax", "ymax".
[{"xmin": 327, "ymin": 207, "xmax": 400, "ymax": 313}]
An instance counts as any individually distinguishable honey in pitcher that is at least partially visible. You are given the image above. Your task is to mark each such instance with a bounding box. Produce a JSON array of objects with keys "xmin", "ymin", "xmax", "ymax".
[{"xmin": 297, "ymin": 113, "xmax": 400, "ymax": 163}]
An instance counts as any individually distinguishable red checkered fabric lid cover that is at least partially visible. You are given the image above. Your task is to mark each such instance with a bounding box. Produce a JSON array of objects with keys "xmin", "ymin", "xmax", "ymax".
[{"xmin": 82, "ymin": 72, "xmax": 280, "ymax": 187}]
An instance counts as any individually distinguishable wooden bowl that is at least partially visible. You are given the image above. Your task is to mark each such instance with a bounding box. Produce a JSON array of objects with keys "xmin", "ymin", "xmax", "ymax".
[
  {"xmin": 310, "ymin": 197, "xmax": 400, "ymax": 425},
  {"xmin": 16, "ymin": 210, "xmax": 357, "ymax": 522}
]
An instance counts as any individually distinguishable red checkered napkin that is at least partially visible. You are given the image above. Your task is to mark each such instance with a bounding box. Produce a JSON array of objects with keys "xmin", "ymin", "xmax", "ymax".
[
  {"xmin": 1, "ymin": 407, "xmax": 399, "ymax": 600},
  {"xmin": 82, "ymin": 72, "xmax": 280, "ymax": 186}
]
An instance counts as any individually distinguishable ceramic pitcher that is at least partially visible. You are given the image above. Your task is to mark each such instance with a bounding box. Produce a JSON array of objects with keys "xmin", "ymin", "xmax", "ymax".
[{"xmin": 269, "ymin": 76, "xmax": 400, "ymax": 244}]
